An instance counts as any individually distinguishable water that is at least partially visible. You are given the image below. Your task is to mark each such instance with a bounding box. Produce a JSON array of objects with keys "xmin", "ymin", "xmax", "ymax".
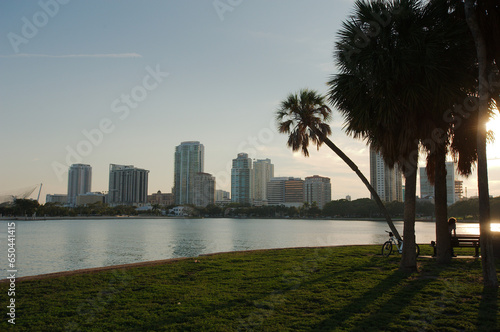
[{"xmin": 0, "ymin": 218, "xmax": 481, "ymax": 278}]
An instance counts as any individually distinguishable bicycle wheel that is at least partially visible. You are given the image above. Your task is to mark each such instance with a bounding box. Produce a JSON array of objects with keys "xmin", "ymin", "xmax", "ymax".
[
  {"xmin": 415, "ymin": 243, "xmax": 420, "ymax": 258},
  {"xmin": 382, "ymin": 241, "xmax": 392, "ymax": 257}
]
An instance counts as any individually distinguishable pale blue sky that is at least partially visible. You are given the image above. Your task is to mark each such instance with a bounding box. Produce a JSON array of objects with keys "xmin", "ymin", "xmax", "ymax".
[{"xmin": 1, "ymin": 0, "xmax": 498, "ymax": 203}]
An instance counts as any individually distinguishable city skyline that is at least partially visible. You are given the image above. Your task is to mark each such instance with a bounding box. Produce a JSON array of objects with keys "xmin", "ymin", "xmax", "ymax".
[
  {"xmin": 7, "ymin": 139, "xmax": 500, "ymax": 204},
  {"xmin": 1, "ymin": 1, "xmax": 499, "ymax": 203},
  {"xmin": 51, "ymin": 154, "xmax": 478, "ymax": 208}
]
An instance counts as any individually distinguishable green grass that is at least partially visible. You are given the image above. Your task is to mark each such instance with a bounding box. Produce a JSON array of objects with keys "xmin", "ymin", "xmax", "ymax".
[{"xmin": 1, "ymin": 245, "xmax": 499, "ymax": 331}]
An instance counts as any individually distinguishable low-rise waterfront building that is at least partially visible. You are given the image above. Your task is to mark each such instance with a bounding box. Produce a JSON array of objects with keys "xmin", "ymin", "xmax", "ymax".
[
  {"xmin": 46, "ymin": 194, "xmax": 68, "ymax": 205},
  {"xmin": 148, "ymin": 190, "xmax": 174, "ymax": 206},
  {"xmin": 76, "ymin": 192, "xmax": 105, "ymax": 206}
]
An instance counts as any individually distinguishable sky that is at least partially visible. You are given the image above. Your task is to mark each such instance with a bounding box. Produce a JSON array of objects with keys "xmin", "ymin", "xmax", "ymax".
[{"xmin": 0, "ymin": 0, "xmax": 499, "ymax": 204}]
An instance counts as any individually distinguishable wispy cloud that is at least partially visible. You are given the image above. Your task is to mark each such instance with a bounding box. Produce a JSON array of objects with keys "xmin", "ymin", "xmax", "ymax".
[{"xmin": 0, "ymin": 53, "xmax": 142, "ymax": 58}]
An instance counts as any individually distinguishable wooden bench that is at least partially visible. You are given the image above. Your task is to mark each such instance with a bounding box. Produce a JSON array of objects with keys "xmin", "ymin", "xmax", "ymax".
[{"xmin": 431, "ymin": 234, "xmax": 480, "ymax": 257}]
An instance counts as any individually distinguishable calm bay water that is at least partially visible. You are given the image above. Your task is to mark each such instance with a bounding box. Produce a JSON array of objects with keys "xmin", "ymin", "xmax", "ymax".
[{"xmin": 0, "ymin": 218, "xmax": 481, "ymax": 279}]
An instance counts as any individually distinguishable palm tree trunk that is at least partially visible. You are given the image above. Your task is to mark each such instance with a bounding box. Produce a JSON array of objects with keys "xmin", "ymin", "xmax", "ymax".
[
  {"xmin": 435, "ymin": 144, "xmax": 452, "ymax": 264},
  {"xmin": 400, "ymin": 143, "xmax": 418, "ymax": 273},
  {"xmin": 312, "ymin": 128, "xmax": 401, "ymax": 241},
  {"xmin": 465, "ymin": 0, "xmax": 499, "ymax": 289}
]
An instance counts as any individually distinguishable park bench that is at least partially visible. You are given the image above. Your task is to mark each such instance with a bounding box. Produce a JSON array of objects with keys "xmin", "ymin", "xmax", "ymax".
[{"xmin": 431, "ymin": 234, "xmax": 480, "ymax": 257}]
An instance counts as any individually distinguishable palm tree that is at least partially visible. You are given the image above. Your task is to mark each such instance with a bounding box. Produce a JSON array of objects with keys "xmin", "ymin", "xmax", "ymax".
[
  {"xmin": 328, "ymin": 0, "xmax": 477, "ymax": 271},
  {"xmin": 420, "ymin": 0, "xmax": 481, "ymax": 265},
  {"xmin": 464, "ymin": 0, "xmax": 499, "ymax": 288},
  {"xmin": 276, "ymin": 89, "xmax": 402, "ymax": 241}
]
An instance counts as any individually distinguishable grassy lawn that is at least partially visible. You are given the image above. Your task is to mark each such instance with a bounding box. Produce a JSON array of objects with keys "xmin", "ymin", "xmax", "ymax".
[{"xmin": 1, "ymin": 245, "xmax": 499, "ymax": 331}]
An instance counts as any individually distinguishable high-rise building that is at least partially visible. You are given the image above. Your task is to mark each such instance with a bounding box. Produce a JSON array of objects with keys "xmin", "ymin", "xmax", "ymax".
[
  {"xmin": 267, "ymin": 177, "xmax": 285, "ymax": 206},
  {"xmin": 446, "ymin": 163, "xmax": 457, "ymax": 204},
  {"xmin": 455, "ymin": 180, "xmax": 464, "ymax": 202},
  {"xmin": 419, "ymin": 162, "xmax": 457, "ymax": 205},
  {"xmin": 285, "ymin": 178, "xmax": 304, "ymax": 205},
  {"xmin": 252, "ymin": 158, "xmax": 274, "ymax": 205},
  {"xmin": 267, "ymin": 177, "xmax": 304, "ymax": 207},
  {"xmin": 369, "ymin": 147, "xmax": 402, "ymax": 202},
  {"xmin": 419, "ymin": 167, "xmax": 434, "ymax": 199},
  {"xmin": 231, "ymin": 153, "xmax": 253, "ymax": 205},
  {"xmin": 304, "ymin": 175, "xmax": 331, "ymax": 208},
  {"xmin": 193, "ymin": 172, "xmax": 216, "ymax": 207},
  {"xmin": 174, "ymin": 141, "xmax": 204, "ymax": 205},
  {"xmin": 67, "ymin": 164, "xmax": 92, "ymax": 206},
  {"xmin": 108, "ymin": 164, "xmax": 149, "ymax": 206}
]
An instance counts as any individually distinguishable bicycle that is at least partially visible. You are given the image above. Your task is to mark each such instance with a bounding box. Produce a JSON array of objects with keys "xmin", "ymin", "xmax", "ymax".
[{"xmin": 381, "ymin": 231, "xmax": 420, "ymax": 257}]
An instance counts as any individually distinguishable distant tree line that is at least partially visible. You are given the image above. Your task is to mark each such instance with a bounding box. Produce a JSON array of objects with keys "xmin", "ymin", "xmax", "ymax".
[
  {"xmin": 2, "ymin": 197, "xmax": 498, "ymax": 220},
  {"xmin": 0, "ymin": 200, "xmax": 139, "ymax": 218},
  {"xmin": 449, "ymin": 197, "xmax": 500, "ymax": 220}
]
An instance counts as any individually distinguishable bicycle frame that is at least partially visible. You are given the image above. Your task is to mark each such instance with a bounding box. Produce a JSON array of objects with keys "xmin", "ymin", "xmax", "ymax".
[
  {"xmin": 388, "ymin": 234, "xmax": 403, "ymax": 253},
  {"xmin": 383, "ymin": 230, "xmax": 419, "ymax": 258}
]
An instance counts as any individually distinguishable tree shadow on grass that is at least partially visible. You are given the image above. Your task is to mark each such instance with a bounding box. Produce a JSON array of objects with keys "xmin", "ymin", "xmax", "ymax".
[
  {"xmin": 140, "ymin": 249, "xmax": 391, "ymax": 330},
  {"xmin": 478, "ymin": 286, "xmax": 499, "ymax": 331},
  {"xmin": 311, "ymin": 259, "xmax": 440, "ymax": 331}
]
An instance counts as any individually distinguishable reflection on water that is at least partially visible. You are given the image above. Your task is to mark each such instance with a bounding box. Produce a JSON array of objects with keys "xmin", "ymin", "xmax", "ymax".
[
  {"xmin": 457, "ymin": 223, "xmax": 479, "ymax": 235},
  {"xmin": 457, "ymin": 222, "xmax": 500, "ymax": 234},
  {"xmin": 0, "ymin": 218, "xmax": 488, "ymax": 278}
]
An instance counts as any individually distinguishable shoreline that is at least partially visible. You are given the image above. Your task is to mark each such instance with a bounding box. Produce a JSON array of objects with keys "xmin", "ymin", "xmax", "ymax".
[
  {"xmin": 0, "ymin": 215, "xmax": 442, "ymax": 222},
  {"xmin": 1, "ymin": 243, "xmax": 476, "ymax": 284},
  {"xmin": 0, "ymin": 215, "xmax": 480, "ymax": 223},
  {"xmin": 0, "ymin": 245, "xmax": 363, "ymax": 283}
]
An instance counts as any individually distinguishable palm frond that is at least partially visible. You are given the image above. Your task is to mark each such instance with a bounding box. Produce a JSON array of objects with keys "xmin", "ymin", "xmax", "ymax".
[
  {"xmin": 275, "ymin": 89, "xmax": 333, "ymax": 157},
  {"xmin": 328, "ymin": 0, "xmax": 478, "ymax": 171}
]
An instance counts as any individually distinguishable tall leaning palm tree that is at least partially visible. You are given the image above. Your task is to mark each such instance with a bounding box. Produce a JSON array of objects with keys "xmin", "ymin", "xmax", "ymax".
[{"xmin": 276, "ymin": 89, "xmax": 401, "ymax": 241}]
